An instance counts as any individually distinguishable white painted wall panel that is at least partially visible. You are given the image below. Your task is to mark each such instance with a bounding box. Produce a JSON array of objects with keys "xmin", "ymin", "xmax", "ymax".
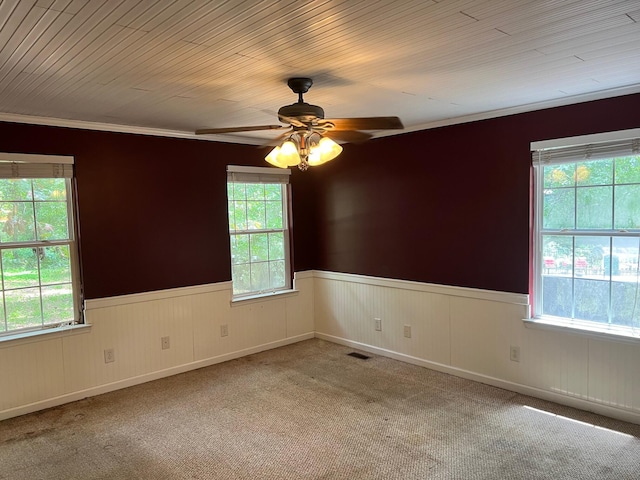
[
  {"xmin": 0, "ymin": 338, "xmax": 65, "ymax": 411},
  {"xmin": 230, "ymin": 299, "xmax": 287, "ymax": 352},
  {"xmin": 2, "ymin": 270, "xmax": 639, "ymax": 424},
  {"xmin": 192, "ymin": 290, "xmax": 232, "ymax": 361},
  {"xmin": 313, "ymin": 277, "xmax": 342, "ymax": 338},
  {"xmin": 522, "ymin": 327, "xmax": 589, "ymax": 399},
  {"xmin": 450, "ymin": 296, "xmax": 529, "ymax": 380},
  {"xmin": 588, "ymin": 339, "xmax": 640, "ymax": 411},
  {"xmin": 1, "ymin": 275, "xmax": 314, "ymax": 420},
  {"xmin": 411, "ymin": 292, "xmax": 451, "ymax": 365},
  {"xmin": 314, "ymin": 271, "xmax": 640, "ymax": 424},
  {"xmin": 285, "ymin": 276, "xmax": 314, "ymax": 338},
  {"xmin": 62, "ymin": 315, "xmax": 105, "ymax": 393}
]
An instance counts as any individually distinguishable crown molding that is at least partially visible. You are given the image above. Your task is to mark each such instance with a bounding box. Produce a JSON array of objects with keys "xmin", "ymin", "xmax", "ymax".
[
  {"xmin": 0, "ymin": 112, "xmax": 264, "ymax": 145},
  {"xmin": 376, "ymin": 83, "xmax": 640, "ymax": 140},
  {"xmin": 1, "ymin": 83, "xmax": 639, "ymax": 145}
]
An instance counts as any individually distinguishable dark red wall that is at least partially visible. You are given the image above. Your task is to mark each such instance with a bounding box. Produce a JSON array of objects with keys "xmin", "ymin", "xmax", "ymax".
[
  {"xmin": 307, "ymin": 93, "xmax": 640, "ymax": 294},
  {"xmin": 1, "ymin": 93, "xmax": 638, "ymax": 298},
  {"xmin": 0, "ymin": 122, "xmax": 316, "ymax": 298}
]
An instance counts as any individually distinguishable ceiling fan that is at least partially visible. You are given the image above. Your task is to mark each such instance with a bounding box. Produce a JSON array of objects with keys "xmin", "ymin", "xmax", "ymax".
[{"xmin": 195, "ymin": 77, "xmax": 404, "ymax": 170}]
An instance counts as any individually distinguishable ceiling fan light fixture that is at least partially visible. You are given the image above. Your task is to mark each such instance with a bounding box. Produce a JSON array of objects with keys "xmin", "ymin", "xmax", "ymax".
[
  {"xmin": 198, "ymin": 77, "xmax": 403, "ymax": 171},
  {"xmin": 265, "ymin": 145, "xmax": 284, "ymax": 168},
  {"xmin": 307, "ymin": 136, "xmax": 343, "ymax": 166},
  {"xmin": 265, "ymin": 140, "xmax": 301, "ymax": 168}
]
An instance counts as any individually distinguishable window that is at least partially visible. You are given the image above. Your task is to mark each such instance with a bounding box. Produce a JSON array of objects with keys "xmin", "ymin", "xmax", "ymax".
[
  {"xmin": 0, "ymin": 153, "xmax": 81, "ymax": 337},
  {"xmin": 227, "ymin": 166, "xmax": 291, "ymax": 298},
  {"xmin": 532, "ymin": 132, "xmax": 640, "ymax": 336}
]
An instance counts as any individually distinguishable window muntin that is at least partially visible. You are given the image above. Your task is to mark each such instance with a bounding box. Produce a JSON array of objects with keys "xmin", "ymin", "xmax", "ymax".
[
  {"xmin": 534, "ymin": 152, "xmax": 640, "ymax": 334},
  {"xmin": 227, "ymin": 168, "xmax": 291, "ymax": 298},
  {"xmin": 0, "ymin": 177, "xmax": 80, "ymax": 336}
]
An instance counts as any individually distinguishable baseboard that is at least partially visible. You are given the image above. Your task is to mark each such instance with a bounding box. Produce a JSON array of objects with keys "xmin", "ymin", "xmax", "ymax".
[
  {"xmin": 315, "ymin": 332, "xmax": 640, "ymax": 425},
  {"xmin": 0, "ymin": 332, "xmax": 314, "ymax": 421}
]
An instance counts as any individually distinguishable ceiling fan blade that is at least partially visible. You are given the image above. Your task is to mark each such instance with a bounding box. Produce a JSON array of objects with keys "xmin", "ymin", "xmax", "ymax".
[
  {"xmin": 323, "ymin": 130, "xmax": 373, "ymax": 144},
  {"xmin": 324, "ymin": 116, "xmax": 404, "ymax": 131},
  {"xmin": 195, "ymin": 125, "xmax": 284, "ymax": 135}
]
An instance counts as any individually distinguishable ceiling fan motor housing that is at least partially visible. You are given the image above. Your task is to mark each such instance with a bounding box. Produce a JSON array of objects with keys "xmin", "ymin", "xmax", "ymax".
[{"xmin": 278, "ymin": 102, "xmax": 325, "ymax": 123}]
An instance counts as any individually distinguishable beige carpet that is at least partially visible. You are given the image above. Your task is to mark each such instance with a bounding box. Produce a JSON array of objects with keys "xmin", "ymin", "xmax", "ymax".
[{"xmin": 1, "ymin": 339, "xmax": 639, "ymax": 479}]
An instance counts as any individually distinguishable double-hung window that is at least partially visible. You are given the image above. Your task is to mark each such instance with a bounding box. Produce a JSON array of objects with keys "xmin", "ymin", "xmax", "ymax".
[
  {"xmin": 227, "ymin": 166, "xmax": 291, "ymax": 298},
  {"xmin": 532, "ymin": 132, "xmax": 640, "ymax": 337},
  {"xmin": 0, "ymin": 153, "xmax": 82, "ymax": 337}
]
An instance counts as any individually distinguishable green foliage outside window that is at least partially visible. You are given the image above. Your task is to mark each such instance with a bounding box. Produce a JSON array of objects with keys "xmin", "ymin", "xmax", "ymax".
[
  {"xmin": 228, "ymin": 181, "xmax": 288, "ymax": 296},
  {"xmin": 540, "ymin": 157, "xmax": 640, "ymax": 329},
  {"xmin": 0, "ymin": 178, "xmax": 74, "ymax": 333}
]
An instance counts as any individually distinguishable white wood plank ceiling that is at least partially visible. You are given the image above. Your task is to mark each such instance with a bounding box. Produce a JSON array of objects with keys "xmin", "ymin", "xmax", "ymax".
[{"xmin": 0, "ymin": 0, "xmax": 638, "ymax": 144}]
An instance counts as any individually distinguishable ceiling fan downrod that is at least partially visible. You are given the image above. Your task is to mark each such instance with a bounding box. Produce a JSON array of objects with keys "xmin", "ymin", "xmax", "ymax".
[{"xmin": 287, "ymin": 77, "xmax": 314, "ymax": 102}]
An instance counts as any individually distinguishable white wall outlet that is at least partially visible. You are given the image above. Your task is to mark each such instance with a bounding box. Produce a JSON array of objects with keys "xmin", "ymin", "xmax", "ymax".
[
  {"xmin": 104, "ymin": 348, "xmax": 115, "ymax": 363},
  {"xmin": 220, "ymin": 324, "xmax": 229, "ymax": 337},
  {"xmin": 374, "ymin": 318, "xmax": 382, "ymax": 331},
  {"xmin": 161, "ymin": 336, "xmax": 170, "ymax": 350},
  {"xmin": 510, "ymin": 345, "xmax": 521, "ymax": 362},
  {"xmin": 403, "ymin": 325, "xmax": 411, "ymax": 338}
]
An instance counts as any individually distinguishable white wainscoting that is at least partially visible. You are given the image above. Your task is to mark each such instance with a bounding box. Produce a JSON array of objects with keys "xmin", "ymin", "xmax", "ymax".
[
  {"xmin": 3, "ymin": 269, "xmax": 639, "ymax": 425},
  {"xmin": 0, "ymin": 272, "xmax": 314, "ymax": 420},
  {"xmin": 313, "ymin": 270, "xmax": 640, "ymax": 425}
]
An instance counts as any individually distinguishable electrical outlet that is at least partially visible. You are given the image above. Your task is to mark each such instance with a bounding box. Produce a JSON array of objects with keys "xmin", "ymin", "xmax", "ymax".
[
  {"xmin": 403, "ymin": 325, "xmax": 411, "ymax": 338},
  {"xmin": 220, "ymin": 324, "xmax": 229, "ymax": 337},
  {"xmin": 510, "ymin": 345, "xmax": 520, "ymax": 362},
  {"xmin": 104, "ymin": 348, "xmax": 115, "ymax": 363},
  {"xmin": 374, "ymin": 318, "xmax": 382, "ymax": 331},
  {"xmin": 161, "ymin": 336, "xmax": 170, "ymax": 350}
]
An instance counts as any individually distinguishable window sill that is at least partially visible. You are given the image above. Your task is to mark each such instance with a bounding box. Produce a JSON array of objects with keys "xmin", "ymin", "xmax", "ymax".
[
  {"xmin": 0, "ymin": 323, "xmax": 92, "ymax": 348},
  {"xmin": 523, "ymin": 317, "xmax": 640, "ymax": 344},
  {"xmin": 231, "ymin": 289, "xmax": 299, "ymax": 306}
]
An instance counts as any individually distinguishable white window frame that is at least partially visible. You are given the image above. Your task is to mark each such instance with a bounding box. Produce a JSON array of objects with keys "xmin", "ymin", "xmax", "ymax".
[
  {"xmin": 226, "ymin": 165, "xmax": 292, "ymax": 300},
  {"xmin": 0, "ymin": 153, "xmax": 83, "ymax": 338},
  {"xmin": 530, "ymin": 129, "xmax": 640, "ymax": 340}
]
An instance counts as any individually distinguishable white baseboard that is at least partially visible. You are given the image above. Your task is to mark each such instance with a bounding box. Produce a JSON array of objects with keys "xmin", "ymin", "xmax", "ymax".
[
  {"xmin": 0, "ymin": 332, "xmax": 314, "ymax": 421},
  {"xmin": 315, "ymin": 332, "xmax": 640, "ymax": 426}
]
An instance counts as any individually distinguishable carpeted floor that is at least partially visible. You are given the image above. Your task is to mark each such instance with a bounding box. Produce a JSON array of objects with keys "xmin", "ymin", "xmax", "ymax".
[{"xmin": 1, "ymin": 339, "xmax": 639, "ymax": 479}]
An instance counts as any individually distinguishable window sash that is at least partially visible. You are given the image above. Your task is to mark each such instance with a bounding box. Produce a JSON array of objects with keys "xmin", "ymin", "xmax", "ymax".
[
  {"xmin": 532, "ymin": 155, "xmax": 640, "ymax": 332},
  {"xmin": 226, "ymin": 167, "xmax": 291, "ymax": 298},
  {"xmin": 0, "ymin": 177, "xmax": 82, "ymax": 337}
]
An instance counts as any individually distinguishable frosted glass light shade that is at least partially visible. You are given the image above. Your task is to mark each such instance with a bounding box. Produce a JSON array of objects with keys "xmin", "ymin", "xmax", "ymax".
[
  {"xmin": 265, "ymin": 146, "xmax": 285, "ymax": 168},
  {"xmin": 307, "ymin": 137, "xmax": 343, "ymax": 166},
  {"xmin": 265, "ymin": 141, "xmax": 301, "ymax": 168}
]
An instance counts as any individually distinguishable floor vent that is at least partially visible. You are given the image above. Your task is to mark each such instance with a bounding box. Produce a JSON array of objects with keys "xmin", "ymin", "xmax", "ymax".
[{"xmin": 347, "ymin": 352, "xmax": 370, "ymax": 360}]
